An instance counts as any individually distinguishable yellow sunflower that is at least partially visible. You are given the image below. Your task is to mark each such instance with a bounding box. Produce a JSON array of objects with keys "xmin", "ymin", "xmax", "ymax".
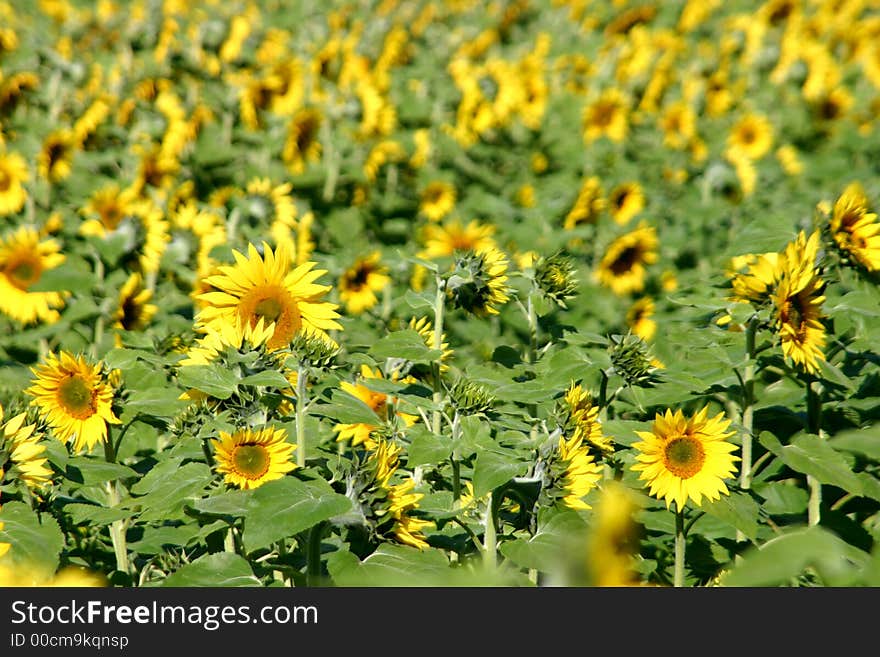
[
  {"xmin": 582, "ymin": 88, "xmax": 629, "ymax": 143},
  {"xmin": 728, "ymin": 251, "xmax": 781, "ymax": 305},
  {"xmin": 408, "ymin": 316, "xmax": 453, "ymax": 369},
  {"xmin": 0, "ymin": 149, "xmax": 29, "ymax": 216},
  {"xmin": 81, "ymin": 198, "xmax": 169, "ymax": 275},
  {"xmin": 446, "ymin": 247, "xmax": 511, "ymax": 317},
  {"xmin": 196, "ymin": 242, "xmax": 342, "ymax": 351},
  {"xmin": 112, "ymin": 272, "xmax": 157, "ymax": 332},
  {"xmin": 419, "ymin": 181, "xmax": 457, "ymax": 221},
  {"xmin": 594, "ymin": 222, "xmax": 659, "ymax": 296},
  {"xmin": 0, "ymin": 226, "xmax": 67, "ymax": 325},
  {"xmin": 829, "ymin": 182, "xmax": 880, "ymax": 272},
  {"xmin": 338, "ymin": 251, "xmax": 391, "ymax": 315},
  {"xmin": 26, "ymin": 352, "xmax": 121, "ymax": 452},
  {"xmin": 333, "ymin": 365, "xmax": 418, "ymax": 451},
  {"xmin": 726, "ymin": 112, "xmax": 774, "ymax": 161},
  {"xmin": 1, "ymin": 409, "xmax": 53, "ymax": 489},
  {"xmin": 626, "ymin": 296, "xmax": 657, "ymax": 341},
  {"xmin": 80, "ymin": 184, "xmax": 140, "ymax": 233},
  {"xmin": 659, "ymin": 101, "xmax": 696, "ymax": 150},
  {"xmin": 564, "ymin": 176, "xmax": 606, "ymax": 229},
  {"xmin": 37, "ymin": 129, "xmax": 78, "ymax": 183},
  {"xmin": 384, "ymin": 478, "xmax": 434, "ymax": 549},
  {"xmin": 608, "ymin": 181, "xmax": 645, "ymax": 226},
  {"xmin": 240, "ymin": 177, "xmax": 297, "ymax": 232},
  {"xmin": 282, "ymin": 107, "xmax": 323, "ymax": 174},
  {"xmin": 211, "ymin": 426, "xmax": 296, "ymax": 490},
  {"xmin": 556, "ymin": 433, "xmax": 604, "ymax": 510},
  {"xmin": 420, "ymin": 218, "xmax": 497, "ymax": 259},
  {"xmin": 631, "ymin": 406, "xmax": 739, "ymax": 510},
  {"xmin": 560, "ymin": 382, "xmax": 613, "ymax": 455}
]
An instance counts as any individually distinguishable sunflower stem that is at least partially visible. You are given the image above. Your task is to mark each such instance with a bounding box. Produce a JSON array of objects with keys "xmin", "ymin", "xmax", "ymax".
[
  {"xmin": 598, "ymin": 368, "xmax": 610, "ymax": 421},
  {"xmin": 431, "ymin": 275, "xmax": 446, "ymax": 437},
  {"xmin": 483, "ymin": 490, "xmax": 497, "ymax": 569},
  {"xmin": 674, "ymin": 505, "xmax": 686, "ymax": 588},
  {"xmin": 806, "ymin": 375, "xmax": 822, "ymax": 526},
  {"xmin": 103, "ymin": 437, "xmax": 129, "ymax": 576},
  {"xmin": 526, "ymin": 291, "xmax": 538, "ymax": 365},
  {"xmin": 450, "ymin": 410, "xmax": 462, "ymax": 502},
  {"xmin": 306, "ymin": 523, "xmax": 325, "ymax": 587},
  {"xmin": 295, "ymin": 364, "xmax": 309, "ymax": 468}
]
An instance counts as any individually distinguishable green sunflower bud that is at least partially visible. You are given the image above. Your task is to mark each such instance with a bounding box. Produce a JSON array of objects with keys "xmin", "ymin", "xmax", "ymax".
[
  {"xmin": 608, "ymin": 333, "xmax": 661, "ymax": 388},
  {"xmin": 534, "ymin": 251, "xmax": 578, "ymax": 308}
]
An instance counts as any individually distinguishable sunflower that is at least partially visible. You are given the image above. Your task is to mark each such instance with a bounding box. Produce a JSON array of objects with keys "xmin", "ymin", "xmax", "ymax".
[
  {"xmin": 631, "ymin": 406, "xmax": 739, "ymax": 510},
  {"xmin": 211, "ymin": 426, "xmax": 296, "ymax": 490},
  {"xmin": 420, "ymin": 219, "xmax": 497, "ymax": 260},
  {"xmin": 26, "ymin": 351, "xmax": 121, "ymax": 452},
  {"xmin": 0, "ymin": 150, "xmax": 29, "ymax": 216},
  {"xmin": 608, "ymin": 182, "xmax": 645, "ymax": 225},
  {"xmin": 659, "ymin": 101, "xmax": 696, "ymax": 150},
  {"xmin": 829, "ymin": 182, "xmax": 880, "ymax": 272},
  {"xmin": 585, "ymin": 481, "xmax": 641, "ymax": 587},
  {"xmin": 446, "ymin": 247, "xmax": 511, "ymax": 317},
  {"xmin": 239, "ymin": 177, "xmax": 297, "ymax": 234},
  {"xmin": 594, "ymin": 222, "xmax": 658, "ymax": 296},
  {"xmin": 338, "ymin": 251, "xmax": 391, "ymax": 315},
  {"xmin": 132, "ymin": 142, "xmax": 179, "ymax": 196},
  {"xmin": 408, "ymin": 316, "xmax": 453, "ymax": 369},
  {"xmin": 0, "ymin": 226, "xmax": 67, "ymax": 325},
  {"xmin": 626, "ymin": 296, "xmax": 656, "ymax": 341},
  {"xmin": 559, "ymin": 383, "xmax": 613, "ymax": 455},
  {"xmin": 564, "ymin": 176, "xmax": 606, "ymax": 229},
  {"xmin": 776, "ymin": 144, "xmax": 803, "ymax": 176},
  {"xmin": 197, "ymin": 242, "xmax": 342, "ymax": 351},
  {"xmin": 37, "ymin": 129, "xmax": 77, "ymax": 183},
  {"xmin": 1, "ymin": 409, "xmax": 53, "ymax": 489},
  {"xmin": 582, "ymin": 88, "xmax": 629, "ymax": 143},
  {"xmin": 112, "ymin": 272, "xmax": 157, "ymax": 332},
  {"xmin": 283, "ymin": 107, "xmax": 323, "ymax": 174},
  {"xmin": 80, "ymin": 185, "xmax": 139, "ymax": 233},
  {"xmin": 81, "ymin": 198, "xmax": 170, "ymax": 275},
  {"xmin": 555, "ymin": 433, "xmax": 604, "ymax": 510},
  {"xmin": 726, "ymin": 112, "xmax": 774, "ymax": 161},
  {"xmin": 419, "ymin": 181, "xmax": 456, "ymax": 221},
  {"xmin": 333, "ymin": 365, "xmax": 418, "ymax": 451},
  {"xmin": 384, "ymin": 478, "xmax": 434, "ymax": 549},
  {"xmin": 728, "ymin": 251, "xmax": 781, "ymax": 305},
  {"xmin": 364, "ymin": 140, "xmax": 406, "ymax": 183}
]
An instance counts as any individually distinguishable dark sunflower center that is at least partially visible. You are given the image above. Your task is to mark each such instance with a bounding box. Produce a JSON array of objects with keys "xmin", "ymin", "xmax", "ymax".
[
  {"xmin": 819, "ymin": 98, "xmax": 841, "ymax": 121},
  {"xmin": 740, "ymin": 126, "xmax": 756, "ymax": 145},
  {"xmin": 609, "ymin": 245, "xmax": 641, "ymax": 275},
  {"xmin": 254, "ymin": 295, "xmax": 284, "ymax": 322},
  {"xmin": 782, "ymin": 293, "xmax": 806, "ymax": 332},
  {"xmin": 0, "ymin": 169, "xmax": 10, "ymax": 192},
  {"xmin": 296, "ymin": 118, "xmax": 317, "ymax": 152},
  {"xmin": 231, "ymin": 444, "xmax": 271, "ymax": 479},
  {"xmin": 663, "ymin": 436, "xmax": 705, "ymax": 479},
  {"xmin": 101, "ymin": 203, "xmax": 124, "ymax": 230},
  {"xmin": 119, "ymin": 295, "xmax": 143, "ymax": 330},
  {"xmin": 6, "ymin": 256, "xmax": 42, "ymax": 289},
  {"xmin": 592, "ymin": 102, "xmax": 615, "ymax": 127},
  {"xmin": 58, "ymin": 375, "xmax": 97, "ymax": 418},
  {"xmin": 612, "ymin": 190, "xmax": 630, "ymax": 210},
  {"xmin": 46, "ymin": 141, "xmax": 67, "ymax": 168},
  {"xmin": 345, "ymin": 264, "xmax": 371, "ymax": 289}
]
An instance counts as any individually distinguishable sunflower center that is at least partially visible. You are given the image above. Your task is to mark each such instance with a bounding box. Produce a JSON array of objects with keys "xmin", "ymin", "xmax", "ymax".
[
  {"xmin": 231, "ymin": 444, "xmax": 271, "ymax": 479},
  {"xmin": 5, "ymin": 256, "xmax": 42, "ymax": 290},
  {"xmin": 239, "ymin": 285, "xmax": 302, "ymax": 349},
  {"xmin": 254, "ymin": 296, "xmax": 284, "ymax": 322},
  {"xmin": 0, "ymin": 169, "xmax": 10, "ymax": 192},
  {"xmin": 101, "ymin": 203, "xmax": 124, "ymax": 230},
  {"xmin": 592, "ymin": 102, "xmax": 615, "ymax": 128},
  {"xmin": 609, "ymin": 245, "xmax": 641, "ymax": 275},
  {"xmin": 57, "ymin": 375, "xmax": 97, "ymax": 419},
  {"xmin": 782, "ymin": 293, "xmax": 806, "ymax": 332},
  {"xmin": 663, "ymin": 436, "xmax": 705, "ymax": 479},
  {"xmin": 296, "ymin": 118, "xmax": 317, "ymax": 152},
  {"xmin": 739, "ymin": 126, "xmax": 756, "ymax": 145},
  {"xmin": 344, "ymin": 264, "xmax": 371, "ymax": 290}
]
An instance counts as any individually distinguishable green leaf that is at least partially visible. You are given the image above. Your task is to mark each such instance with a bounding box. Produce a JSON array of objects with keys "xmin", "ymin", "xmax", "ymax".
[
  {"xmin": 327, "ymin": 544, "xmax": 450, "ymax": 586},
  {"xmin": 126, "ymin": 461, "xmax": 213, "ymax": 521},
  {"xmin": 828, "ymin": 425, "xmax": 880, "ymax": 460},
  {"xmin": 29, "ymin": 256, "xmax": 95, "ymax": 294},
  {"xmin": 176, "ymin": 364, "xmax": 239, "ymax": 399},
  {"xmin": 127, "ymin": 521, "xmax": 226, "ymax": 556},
  {"xmin": 759, "ymin": 432, "xmax": 864, "ymax": 496},
  {"xmin": 723, "ymin": 526, "xmax": 871, "ymax": 587},
  {"xmin": 406, "ymin": 426, "xmax": 451, "ymax": 467},
  {"xmin": 65, "ymin": 457, "xmax": 139, "ymax": 486},
  {"xmin": 700, "ymin": 492, "xmax": 761, "ymax": 540},
  {"xmin": 369, "ymin": 330, "xmax": 443, "ymax": 362},
  {"xmin": 500, "ymin": 510, "xmax": 588, "ymax": 572},
  {"xmin": 122, "ymin": 387, "xmax": 189, "ymax": 421},
  {"xmin": 752, "ymin": 481, "xmax": 808, "ymax": 515},
  {"xmin": 238, "ymin": 370, "xmax": 293, "ymax": 389},
  {"xmin": 189, "ymin": 490, "xmax": 252, "ymax": 518},
  {"xmin": 815, "ymin": 359, "xmax": 857, "ymax": 391},
  {"xmin": 63, "ymin": 503, "xmax": 135, "ymax": 526},
  {"xmin": 161, "ymin": 553, "xmax": 261, "ymax": 587},
  {"xmin": 472, "ymin": 450, "xmax": 530, "ymax": 498},
  {"xmin": 242, "ymin": 477, "xmax": 352, "ymax": 552},
  {"xmin": 0, "ymin": 501, "xmax": 64, "ymax": 580},
  {"xmin": 313, "ymin": 389, "xmax": 382, "ymax": 425}
]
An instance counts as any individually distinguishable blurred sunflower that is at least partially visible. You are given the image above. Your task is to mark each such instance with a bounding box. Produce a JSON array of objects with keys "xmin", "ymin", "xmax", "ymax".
[
  {"xmin": 626, "ymin": 296, "xmax": 656, "ymax": 341},
  {"xmin": 658, "ymin": 101, "xmax": 696, "ymax": 150},
  {"xmin": 37, "ymin": 129, "xmax": 77, "ymax": 183},
  {"xmin": 829, "ymin": 182, "xmax": 880, "ymax": 272},
  {"xmin": 419, "ymin": 181, "xmax": 456, "ymax": 221},
  {"xmin": 420, "ymin": 218, "xmax": 496, "ymax": 259},
  {"xmin": 239, "ymin": 177, "xmax": 296, "ymax": 233},
  {"xmin": 564, "ymin": 176, "xmax": 605, "ymax": 229},
  {"xmin": 0, "ymin": 149, "xmax": 29, "ymax": 216},
  {"xmin": 582, "ymin": 88, "xmax": 629, "ymax": 143},
  {"xmin": 726, "ymin": 112, "xmax": 773, "ymax": 160},
  {"xmin": 81, "ymin": 185, "xmax": 139, "ymax": 232},
  {"xmin": 631, "ymin": 406, "xmax": 739, "ymax": 510},
  {"xmin": 211, "ymin": 426, "xmax": 296, "ymax": 490},
  {"xmin": 283, "ymin": 107, "xmax": 323, "ymax": 174},
  {"xmin": 81, "ymin": 198, "xmax": 170, "ymax": 276},
  {"xmin": 594, "ymin": 222, "xmax": 658, "ymax": 296},
  {"xmin": 112, "ymin": 272, "xmax": 157, "ymax": 332},
  {"xmin": 197, "ymin": 242, "xmax": 342, "ymax": 351},
  {"xmin": 338, "ymin": 251, "xmax": 391, "ymax": 315},
  {"xmin": 608, "ymin": 181, "xmax": 645, "ymax": 225},
  {"xmin": 26, "ymin": 351, "xmax": 121, "ymax": 452},
  {"xmin": 0, "ymin": 226, "xmax": 66, "ymax": 325}
]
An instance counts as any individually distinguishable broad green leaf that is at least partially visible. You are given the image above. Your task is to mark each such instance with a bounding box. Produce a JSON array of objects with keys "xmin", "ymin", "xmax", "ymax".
[
  {"xmin": 327, "ymin": 544, "xmax": 450, "ymax": 586},
  {"xmin": 242, "ymin": 477, "xmax": 352, "ymax": 552},
  {"xmin": 190, "ymin": 490, "xmax": 252, "ymax": 518},
  {"xmin": 0, "ymin": 501, "xmax": 64, "ymax": 580},
  {"xmin": 127, "ymin": 521, "xmax": 227, "ymax": 555},
  {"xmin": 752, "ymin": 481, "xmax": 808, "ymax": 515},
  {"xmin": 29, "ymin": 256, "xmax": 95, "ymax": 294},
  {"xmin": 63, "ymin": 503, "xmax": 135, "ymax": 526},
  {"xmin": 238, "ymin": 370, "xmax": 293, "ymax": 389},
  {"xmin": 700, "ymin": 492, "xmax": 760, "ymax": 540},
  {"xmin": 65, "ymin": 457, "xmax": 139, "ymax": 486},
  {"xmin": 828, "ymin": 425, "xmax": 880, "ymax": 460},
  {"xmin": 176, "ymin": 364, "xmax": 239, "ymax": 399},
  {"xmin": 760, "ymin": 432, "xmax": 863, "ymax": 496},
  {"xmin": 406, "ymin": 426, "xmax": 451, "ymax": 467},
  {"xmin": 313, "ymin": 389, "xmax": 382, "ymax": 425},
  {"xmin": 815, "ymin": 359, "xmax": 857, "ymax": 391},
  {"xmin": 126, "ymin": 461, "xmax": 213, "ymax": 521},
  {"xmin": 161, "ymin": 553, "xmax": 261, "ymax": 587},
  {"xmin": 723, "ymin": 526, "xmax": 871, "ymax": 587},
  {"xmin": 472, "ymin": 450, "xmax": 530, "ymax": 498},
  {"xmin": 369, "ymin": 330, "xmax": 443, "ymax": 362},
  {"xmin": 122, "ymin": 387, "xmax": 189, "ymax": 421},
  {"xmin": 500, "ymin": 510, "xmax": 588, "ymax": 573}
]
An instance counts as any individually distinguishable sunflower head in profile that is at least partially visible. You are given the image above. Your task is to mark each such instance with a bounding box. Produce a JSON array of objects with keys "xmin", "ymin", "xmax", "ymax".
[
  {"xmin": 26, "ymin": 352, "xmax": 121, "ymax": 453},
  {"xmin": 772, "ymin": 258, "xmax": 827, "ymax": 374},
  {"xmin": 0, "ymin": 407, "xmax": 53, "ymax": 491},
  {"xmin": 829, "ymin": 182, "xmax": 880, "ymax": 273},
  {"xmin": 564, "ymin": 176, "xmax": 605, "ymax": 230},
  {"xmin": 632, "ymin": 406, "xmax": 739, "ymax": 511},
  {"xmin": 419, "ymin": 181, "xmax": 457, "ymax": 222},
  {"xmin": 445, "ymin": 246, "xmax": 511, "ymax": 317},
  {"xmin": 211, "ymin": 426, "xmax": 296, "ymax": 490},
  {"xmin": 727, "ymin": 251, "xmax": 782, "ymax": 306},
  {"xmin": 0, "ymin": 226, "xmax": 67, "ymax": 325},
  {"xmin": 112, "ymin": 272, "xmax": 157, "ymax": 333},
  {"xmin": 534, "ymin": 251, "xmax": 578, "ymax": 309},
  {"xmin": 196, "ymin": 241, "xmax": 342, "ymax": 351},
  {"xmin": 542, "ymin": 431, "xmax": 604, "ymax": 511},
  {"xmin": 594, "ymin": 222, "xmax": 658, "ymax": 296},
  {"xmin": 338, "ymin": 251, "xmax": 391, "ymax": 315},
  {"xmin": 556, "ymin": 382, "xmax": 613, "ymax": 456},
  {"xmin": 0, "ymin": 149, "xmax": 29, "ymax": 216}
]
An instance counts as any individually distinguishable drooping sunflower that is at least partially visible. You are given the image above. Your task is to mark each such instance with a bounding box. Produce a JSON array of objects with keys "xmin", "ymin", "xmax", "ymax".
[
  {"xmin": 829, "ymin": 182, "xmax": 880, "ymax": 272},
  {"xmin": 112, "ymin": 272, "xmax": 157, "ymax": 332},
  {"xmin": 1, "ymin": 409, "xmax": 53, "ymax": 490},
  {"xmin": 726, "ymin": 112, "xmax": 774, "ymax": 161},
  {"xmin": 631, "ymin": 406, "xmax": 739, "ymax": 510},
  {"xmin": 26, "ymin": 352, "xmax": 121, "ymax": 452},
  {"xmin": 197, "ymin": 242, "xmax": 342, "ymax": 351},
  {"xmin": 211, "ymin": 426, "xmax": 296, "ymax": 490},
  {"xmin": 0, "ymin": 226, "xmax": 67, "ymax": 325},
  {"xmin": 582, "ymin": 88, "xmax": 629, "ymax": 143},
  {"xmin": 420, "ymin": 219, "xmax": 497, "ymax": 260},
  {"xmin": 555, "ymin": 433, "xmax": 605, "ymax": 510},
  {"xmin": 333, "ymin": 365, "xmax": 418, "ymax": 451},
  {"xmin": 564, "ymin": 176, "xmax": 606, "ymax": 229},
  {"xmin": 559, "ymin": 383, "xmax": 613, "ymax": 455},
  {"xmin": 594, "ymin": 222, "xmax": 659, "ymax": 296},
  {"xmin": 338, "ymin": 251, "xmax": 391, "ymax": 315},
  {"xmin": 282, "ymin": 107, "xmax": 323, "ymax": 174},
  {"xmin": 608, "ymin": 181, "xmax": 645, "ymax": 226},
  {"xmin": 419, "ymin": 181, "xmax": 457, "ymax": 221},
  {"xmin": 37, "ymin": 129, "xmax": 78, "ymax": 183},
  {"xmin": 0, "ymin": 149, "xmax": 29, "ymax": 216}
]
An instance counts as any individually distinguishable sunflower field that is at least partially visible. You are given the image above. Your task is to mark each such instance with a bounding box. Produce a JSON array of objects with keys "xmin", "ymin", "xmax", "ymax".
[{"xmin": 1, "ymin": 0, "xmax": 880, "ymax": 590}]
